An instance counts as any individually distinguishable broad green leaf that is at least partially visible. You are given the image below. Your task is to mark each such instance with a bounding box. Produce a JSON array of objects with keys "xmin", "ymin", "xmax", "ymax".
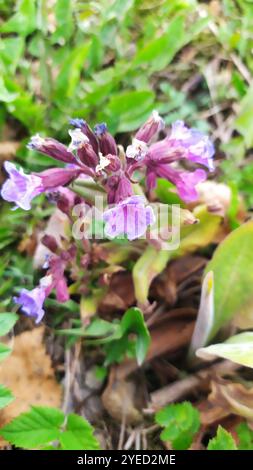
[
  {"xmin": 105, "ymin": 90, "xmax": 155, "ymax": 132},
  {"xmin": 197, "ymin": 332, "xmax": 253, "ymax": 369},
  {"xmin": 0, "ymin": 313, "xmax": 18, "ymax": 337},
  {"xmin": 51, "ymin": 0, "xmax": 74, "ymax": 44},
  {"xmin": 133, "ymin": 16, "xmax": 185, "ymax": 72},
  {"xmin": 59, "ymin": 414, "xmax": 100, "ymax": 450},
  {"xmin": 204, "ymin": 221, "xmax": 253, "ymax": 341},
  {"xmin": 0, "ymin": 343, "xmax": 11, "ymax": 362},
  {"xmin": 207, "ymin": 426, "xmax": 237, "ymax": 450},
  {"xmin": 0, "ymin": 384, "xmax": 14, "ymax": 410},
  {"xmin": 155, "ymin": 402, "xmax": 200, "ymax": 450},
  {"xmin": 0, "ymin": 0, "xmax": 36, "ymax": 36},
  {"xmin": 0, "ymin": 77, "xmax": 19, "ymax": 103},
  {"xmin": 54, "ymin": 44, "xmax": 90, "ymax": 101},
  {"xmin": 0, "ymin": 37, "xmax": 24, "ymax": 73},
  {"xmin": 0, "ymin": 406, "xmax": 64, "ymax": 449},
  {"xmin": 105, "ymin": 0, "xmax": 134, "ymax": 21}
]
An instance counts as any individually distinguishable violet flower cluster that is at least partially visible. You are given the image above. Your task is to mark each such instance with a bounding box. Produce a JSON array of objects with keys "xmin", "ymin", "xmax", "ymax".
[{"xmin": 1, "ymin": 111, "xmax": 214, "ymax": 322}]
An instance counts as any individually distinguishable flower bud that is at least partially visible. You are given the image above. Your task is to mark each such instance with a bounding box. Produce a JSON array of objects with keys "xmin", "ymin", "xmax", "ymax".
[
  {"xmin": 94, "ymin": 123, "xmax": 118, "ymax": 156},
  {"xmin": 69, "ymin": 118, "xmax": 99, "ymax": 154},
  {"xmin": 27, "ymin": 134, "xmax": 76, "ymax": 164},
  {"xmin": 135, "ymin": 110, "xmax": 165, "ymax": 143}
]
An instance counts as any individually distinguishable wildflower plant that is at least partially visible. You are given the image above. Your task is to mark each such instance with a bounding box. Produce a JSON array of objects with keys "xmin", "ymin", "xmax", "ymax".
[{"xmin": 1, "ymin": 112, "xmax": 214, "ymax": 323}]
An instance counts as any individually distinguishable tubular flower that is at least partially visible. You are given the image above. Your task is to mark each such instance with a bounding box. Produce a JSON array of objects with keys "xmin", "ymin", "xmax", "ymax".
[
  {"xmin": 169, "ymin": 120, "xmax": 215, "ymax": 171},
  {"xmin": 1, "ymin": 162, "xmax": 44, "ymax": 210},
  {"xmin": 13, "ymin": 275, "xmax": 53, "ymax": 323},
  {"xmin": 104, "ymin": 195, "xmax": 155, "ymax": 241}
]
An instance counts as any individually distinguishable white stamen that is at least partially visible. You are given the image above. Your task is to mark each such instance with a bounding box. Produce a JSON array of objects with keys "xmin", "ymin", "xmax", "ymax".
[
  {"xmin": 126, "ymin": 138, "xmax": 148, "ymax": 161},
  {"xmin": 96, "ymin": 152, "xmax": 110, "ymax": 172},
  {"xmin": 30, "ymin": 133, "xmax": 46, "ymax": 146},
  {"xmin": 68, "ymin": 129, "xmax": 89, "ymax": 151}
]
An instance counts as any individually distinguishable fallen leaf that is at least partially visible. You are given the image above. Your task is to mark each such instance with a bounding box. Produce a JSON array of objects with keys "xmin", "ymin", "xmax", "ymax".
[
  {"xmin": 201, "ymin": 378, "xmax": 253, "ymax": 425},
  {"xmin": 0, "ymin": 327, "xmax": 62, "ymax": 447}
]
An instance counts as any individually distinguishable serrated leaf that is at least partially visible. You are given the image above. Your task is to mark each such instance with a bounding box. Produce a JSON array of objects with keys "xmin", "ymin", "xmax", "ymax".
[
  {"xmin": 208, "ymin": 426, "xmax": 237, "ymax": 450},
  {"xmin": 0, "ymin": 406, "xmax": 64, "ymax": 449},
  {"xmin": 236, "ymin": 422, "xmax": 253, "ymax": 450},
  {"xmin": 155, "ymin": 402, "xmax": 200, "ymax": 450},
  {"xmin": 0, "ymin": 313, "xmax": 18, "ymax": 337},
  {"xmin": 0, "ymin": 384, "xmax": 14, "ymax": 410},
  {"xmin": 59, "ymin": 414, "xmax": 100, "ymax": 450},
  {"xmin": 196, "ymin": 332, "xmax": 253, "ymax": 368}
]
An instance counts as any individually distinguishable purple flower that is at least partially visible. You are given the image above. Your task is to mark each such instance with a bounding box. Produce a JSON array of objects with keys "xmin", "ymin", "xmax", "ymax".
[
  {"xmin": 126, "ymin": 139, "xmax": 148, "ymax": 161},
  {"xmin": 1, "ymin": 162, "xmax": 44, "ymax": 210},
  {"xmin": 28, "ymin": 134, "xmax": 76, "ymax": 164},
  {"xmin": 70, "ymin": 118, "xmax": 99, "ymax": 154},
  {"xmin": 68, "ymin": 128, "xmax": 89, "ymax": 151},
  {"xmin": 107, "ymin": 173, "xmax": 133, "ymax": 204},
  {"xmin": 94, "ymin": 123, "xmax": 118, "ymax": 156},
  {"xmin": 147, "ymin": 161, "xmax": 207, "ymax": 202},
  {"xmin": 37, "ymin": 166, "xmax": 85, "ymax": 189},
  {"xmin": 135, "ymin": 110, "xmax": 165, "ymax": 143},
  {"xmin": 169, "ymin": 121, "xmax": 214, "ymax": 171},
  {"xmin": 104, "ymin": 195, "xmax": 155, "ymax": 241},
  {"xmin": 13, "ymin": 275, "xmax": 53, "ymax": 323}
]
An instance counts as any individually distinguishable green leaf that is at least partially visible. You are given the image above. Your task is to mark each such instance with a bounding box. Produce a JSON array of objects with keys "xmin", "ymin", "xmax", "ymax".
[
  {"xmin": 189, "ymin": 271, "xmax": 214, "ymax": 357},
  {"xmin": 0, "ymin": 37, "xmax": 24, "ymax": 74},
  {"xmin": 59, "ymin": 414, "xmax": 100, "ymax": 450},
  {"xmin": 196, "ymin": 332, "xmax": 253, "ymax": 368},
  {"xmin": 236, "ymin": 422, "xmax": 253, "ymax": 450},
  {"xmin": 156, "ymin": 178, "xmax": 184, "ymax": 206},
  {"xmin": 178, "ymin": 205, "xmax": 221, "ymax": 256},
  {"xmin": 155, "ymin": 402, "xmax": 200, "ymax": 450},
  {"xmin": 204, "ymin": 221, "xmax": 253, "ymax": 341},
  {"xmin": 120, "ymin": 307, "xmax": 150, "ymax": 365},
  {"xmin": 208, "ymin": 426, "xmax": 237, "ymax": 450},
  {"xmin": 133, "ymin": 16, "xmax": 185, "ymax": 72},
  {"xmin": 133, "ymin": 245, "xmax": 170, "ymax": 304},
  {"xmin": 54, "ymin": 44, "xmax": 90, "ymax": 101},
  {"xmin": 0, "ymin": 343, "xmax": 11, "ymax": 362},
  {"xmin": 51, "ymin": 0, "xmax": 74, "ymax": 44},
  {"xmin": 0, "ymin": 77, "xmax": 19, "ymax": 103},
  {"xmin": 0, "ymin": 406, "xmax": 64, "ymax": 449},
  {"xmin": 0, "ymin": 313, "xmax": 18, "ymax": 337},
  {"xmin": 0, "ymin": 0, "xmax": 37, "ymax": 36},
  {"xmin": 0, "ymin": 385, "xmax": 14, "ymax": 410},
  {"xmin": 235, "ymin": 85, "xmax": 253, "ymax": 148},
  {"xmin": 104, "ymin": 307, "xmax": 150, "ymax": 366},
  {"xmin": 105, "ymin": 90, "xmax": 155, "ymax": 132}
]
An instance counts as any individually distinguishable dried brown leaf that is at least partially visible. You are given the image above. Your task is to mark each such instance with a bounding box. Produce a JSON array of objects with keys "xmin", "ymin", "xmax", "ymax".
[{"xmin": 0, "ymin": 327, "xmax": 62, "ymax": 447}]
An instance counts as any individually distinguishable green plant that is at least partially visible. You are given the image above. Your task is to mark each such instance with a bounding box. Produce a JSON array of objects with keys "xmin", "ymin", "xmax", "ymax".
[
  {"xmin": 0, "ymin": 406, "xmax": 100, "ymax": 450},
  {"xmin": 155, "ymin": 402, "xmax": 200, "ymax": 450}
]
